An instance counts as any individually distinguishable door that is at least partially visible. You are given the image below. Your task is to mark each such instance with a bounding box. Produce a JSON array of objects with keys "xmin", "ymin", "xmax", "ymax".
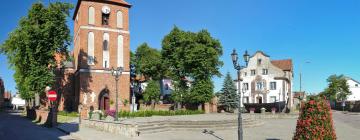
[
  {"xmin": 104, "ymin": 97, "xmax": 110, "ymax": 110},
  {"xmin": 257, "ymin": 96, "xmax": 263, "ymax": 104}
]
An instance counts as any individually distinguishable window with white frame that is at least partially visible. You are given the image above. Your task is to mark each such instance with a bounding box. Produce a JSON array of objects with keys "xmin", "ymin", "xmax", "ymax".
[
  {"xmin": 262, "ymin": 69, "xmax": 268, "ymax": 75},
  {"xmin": 251, "ymin": 70, "xmax": 256, "ymax": 76},
  {"xmin": 257, "ymin": 59, "xmax": 262, "ymax": 65},
  {"xmin": 116, "ymin": 11, "xmax": 123, "ymax": 28},
  {"xmin": 88, "ymin": 7, "xmax": 95, "ymax": 25},
  {"xmin": 270, "ymin": 82, "xmax": 276, "ymax": 90},
  {"xmin": 117, "ymin": 35, "xmax": 124, "ymax": 67},
  {"xmin": 243, "ymin": 83, "xmax": 249, "ymax": 90},
  {"xmin": 256, "ymin": 81, "xmax": 265, "ymax": 90},
  {"xmin": 103, "ymin": 33, "xmax": 110, "ymax": 68},
  {"xmin": 87, "ymin": 32, "xmax": 95, "ymax": 65}
]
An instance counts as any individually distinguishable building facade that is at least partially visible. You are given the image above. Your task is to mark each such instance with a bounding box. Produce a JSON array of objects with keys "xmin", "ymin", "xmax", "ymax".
[
  {"xmin": 56, "ymin": 0, "xmax": 132, "ymax": 113},
  {"xmin": 345, "ymin": 77, "xmax": 360, "ymax": 101},
  {"xmin": 237, "ymin": 51, "xmax": 293, "ymax": 107}
]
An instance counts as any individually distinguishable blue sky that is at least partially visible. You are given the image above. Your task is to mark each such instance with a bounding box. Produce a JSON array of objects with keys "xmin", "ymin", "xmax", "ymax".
[{"xmin": 0, "ymin": 0, "xmax": 359, "ymax": 94}]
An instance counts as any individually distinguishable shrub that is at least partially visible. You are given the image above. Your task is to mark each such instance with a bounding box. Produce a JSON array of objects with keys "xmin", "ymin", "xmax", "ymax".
[
  {"xmin": 293, "ymin": 96, "xmax": 336, "ymax": 140},
  {"xmin": 117, "ymin": 110, "xmax": 204, "ymax": 118}
]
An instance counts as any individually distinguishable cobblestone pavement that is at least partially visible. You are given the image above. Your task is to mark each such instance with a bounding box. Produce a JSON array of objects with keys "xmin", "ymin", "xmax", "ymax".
[{"xmin": 70, "ymin": 111, "xmax": 360, "ymax": 140}]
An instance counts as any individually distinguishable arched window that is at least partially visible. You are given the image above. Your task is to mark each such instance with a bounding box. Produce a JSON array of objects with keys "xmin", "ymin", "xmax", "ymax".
[
  {"xmin": 88, "ymin": 7, "xmax": 95, "ymax": 25},
  {"xmin": 87, "ymin": 32, "xmax": 95, "ymax": 65},
  {"xmin": 116, "ymin": 11, "xmax": 123, "ymax": 28},
  {"xmin": 103, "ymin": 33, "xmax": 110, "ymax": 68},
  {"xmin": 103, "ymin": 40, "xmax": 108, "ymax": 51},
  {"xmin": 117, "ymin": 35, "xmax": 124, "ymax": 67}
]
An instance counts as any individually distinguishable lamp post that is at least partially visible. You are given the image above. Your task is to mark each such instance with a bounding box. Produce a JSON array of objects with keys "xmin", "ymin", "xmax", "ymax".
[
  {"xmin": 109, "ymin": 67, "xmax": 124, "ymax": 121},
  {"xmin": 231, "ymin": 49, "xmax": 249, "ymax": 140}
]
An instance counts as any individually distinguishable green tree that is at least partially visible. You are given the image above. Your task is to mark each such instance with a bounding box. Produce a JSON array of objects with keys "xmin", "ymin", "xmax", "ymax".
[
  {"xmin": 324, "ymin": 75, "xmax": 351, "ymax": 101},
  {"xmin": 217, "ymin": 72, "xmax": 238, "ymax": 112},
  {"xmin": 143, "ymin": 80, "xmax": 161, "ymax": 109},
  {"xmin": 161, "ymin": 26, "xmax": 223, "ymax": 105},
  {"xmin": 0, "ymin": 2, "xmax": 73, "ymax": 101},
  {"xmin": 135, "ymin": 43, "xmax": 164, "ymax": 80}
]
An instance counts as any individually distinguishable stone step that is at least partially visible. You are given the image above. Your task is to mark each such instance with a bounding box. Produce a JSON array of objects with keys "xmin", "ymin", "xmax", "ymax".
[
  {"xmin": 137, "ymin": 119, "xmax": 257, "ymax": 127},
  {"xmin": 138, "ymin": 123, "xmax": 264, "ymax": 135}
]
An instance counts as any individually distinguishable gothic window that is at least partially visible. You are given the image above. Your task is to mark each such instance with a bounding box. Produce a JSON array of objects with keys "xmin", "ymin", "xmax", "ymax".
[
  {"xmin": 103, "ymin": 40, "xmax": 109, "ymax": 51},
  {"xmin": 116, "ymin": 11, "xmax": 123, "ymax": 28},
  {"xmin": 117, "ymin": 35, "xmax": 124, "ymax": 67},
  {"xmin": 87, "ymin": 32, "xmax": 95, "ymax": 65},
  {"xmin": 103, "ymin": 33, "xmax": 110, "ymax": 68},
  {"xmin": 88, "ymin": 7, "xmax": 95, "ymax": 25}
]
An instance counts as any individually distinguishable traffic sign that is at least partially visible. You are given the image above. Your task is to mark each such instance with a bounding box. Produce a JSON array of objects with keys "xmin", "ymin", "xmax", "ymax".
[{"xmin": 48, "ymin": 90, "xmax": 57, "ymax": 101}]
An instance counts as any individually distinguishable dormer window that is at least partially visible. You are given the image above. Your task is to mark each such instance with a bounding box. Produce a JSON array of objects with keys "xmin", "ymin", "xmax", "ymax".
[{"xmin": 257, "ymin": 59, "xmax": 262, "ymax": 65}]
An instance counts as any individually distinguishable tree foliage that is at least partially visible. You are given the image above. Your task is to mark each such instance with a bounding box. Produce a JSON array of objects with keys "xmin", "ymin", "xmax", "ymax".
[
  {"xmin": 161, "ymin": 26, "xmax": 223, "ymax": 104},
  {"xmin": 323, "ymin": 75, "xmax": 351, "ymax": 101},
  {"xmin": 143, "ymin": 80, "xmax": 161, "ymax": 108},
  {"xmin": 135, "ymin": 43, "xmax": 165, "ymax": 80},
  {"xmin": 217, "ymin": 72, "xmax": 238, "ymax": 111},
  {"xmin": 0, "ymin": 2, "xmax": 73, "ymax": 100}
]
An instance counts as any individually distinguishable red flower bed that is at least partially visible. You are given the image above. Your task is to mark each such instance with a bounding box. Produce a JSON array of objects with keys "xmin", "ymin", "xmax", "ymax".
[{"xmin": 293, "ymin": 96, "xmax": 336, "ymax": 140}]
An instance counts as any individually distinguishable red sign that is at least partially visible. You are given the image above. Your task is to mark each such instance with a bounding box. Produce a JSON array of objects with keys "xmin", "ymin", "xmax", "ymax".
[{"xmin": 48, "ymin": 90, "xmax": 57, "ymax": 101}]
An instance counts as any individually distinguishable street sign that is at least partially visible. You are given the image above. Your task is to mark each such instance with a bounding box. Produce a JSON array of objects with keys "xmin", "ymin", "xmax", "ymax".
[{"xmin": 48, "ymin": 90, "xmax": 57, "ymax": 101}]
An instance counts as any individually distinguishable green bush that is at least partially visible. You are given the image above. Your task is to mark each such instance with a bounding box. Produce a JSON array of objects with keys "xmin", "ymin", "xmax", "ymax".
[{"xmin": 118, "ymin": 110, "xmax": 204, "ymax": 118}]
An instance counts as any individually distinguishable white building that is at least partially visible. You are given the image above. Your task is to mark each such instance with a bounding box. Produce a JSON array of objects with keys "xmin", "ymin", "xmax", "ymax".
[
  {"xmin": 345, "ymin": 77, "xmax": 360, "ymax": 101},
  {"xmin": 237, "ymin": 51, "xmax": 293, "ymax": 107}
]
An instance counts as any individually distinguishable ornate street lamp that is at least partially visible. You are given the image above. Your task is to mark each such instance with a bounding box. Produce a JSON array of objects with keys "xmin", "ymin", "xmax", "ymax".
[
  {"xmin": 231, "ymin": 49, "xmax": 249, "ymax": 140},
  {"xmin": 109, "ymin": 67, "xmax": 124, "ymax": 121}
]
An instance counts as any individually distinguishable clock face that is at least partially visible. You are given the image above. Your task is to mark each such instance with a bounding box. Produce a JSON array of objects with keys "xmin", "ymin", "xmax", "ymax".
[{"xmin": 102, "ymin": 6, "xmax": 111, "ymax": 14}]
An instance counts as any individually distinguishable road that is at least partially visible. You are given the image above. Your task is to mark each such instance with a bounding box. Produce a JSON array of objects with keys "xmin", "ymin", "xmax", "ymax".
[{"xmin": 0, "ymin": 110, "xmax": 75, "ymax": 140}]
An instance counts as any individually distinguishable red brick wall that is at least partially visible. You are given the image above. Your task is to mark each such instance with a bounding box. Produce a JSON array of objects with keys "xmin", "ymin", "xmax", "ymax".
[{"xmin": 71, "ymin": 0, "xmax": 131, "ymax": 113}]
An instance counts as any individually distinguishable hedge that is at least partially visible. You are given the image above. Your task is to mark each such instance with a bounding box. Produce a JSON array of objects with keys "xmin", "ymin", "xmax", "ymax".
[{"xmin": 243, "ymin": 101, "xmax": 286, "ymax": 113}]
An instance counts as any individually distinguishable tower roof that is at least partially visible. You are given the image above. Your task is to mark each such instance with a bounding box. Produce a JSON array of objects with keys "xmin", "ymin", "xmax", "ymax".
[{"xmin": 73, "ymin": 0, "xmax": 132, "ymax": 20}]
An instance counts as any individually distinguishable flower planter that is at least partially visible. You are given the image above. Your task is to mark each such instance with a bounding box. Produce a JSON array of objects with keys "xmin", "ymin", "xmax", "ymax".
[{"xmin": 250, "ymin": 108, "xmax": 255, "ymax": 114}]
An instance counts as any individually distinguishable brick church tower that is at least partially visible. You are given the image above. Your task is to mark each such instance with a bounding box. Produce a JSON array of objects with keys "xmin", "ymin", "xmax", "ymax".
[{"xmin": 72, "ymin": 0, "xmax": 131, "ymax": 112}]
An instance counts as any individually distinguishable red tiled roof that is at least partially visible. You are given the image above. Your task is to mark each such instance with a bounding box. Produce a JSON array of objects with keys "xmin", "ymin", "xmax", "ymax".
[
  {"xmin": 271, "ymin": 59, "xmax": 293, "ymax": 71},
  {"xmin": 73, "ymin": 0, "xmax": 132, "ymax": 20}
]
